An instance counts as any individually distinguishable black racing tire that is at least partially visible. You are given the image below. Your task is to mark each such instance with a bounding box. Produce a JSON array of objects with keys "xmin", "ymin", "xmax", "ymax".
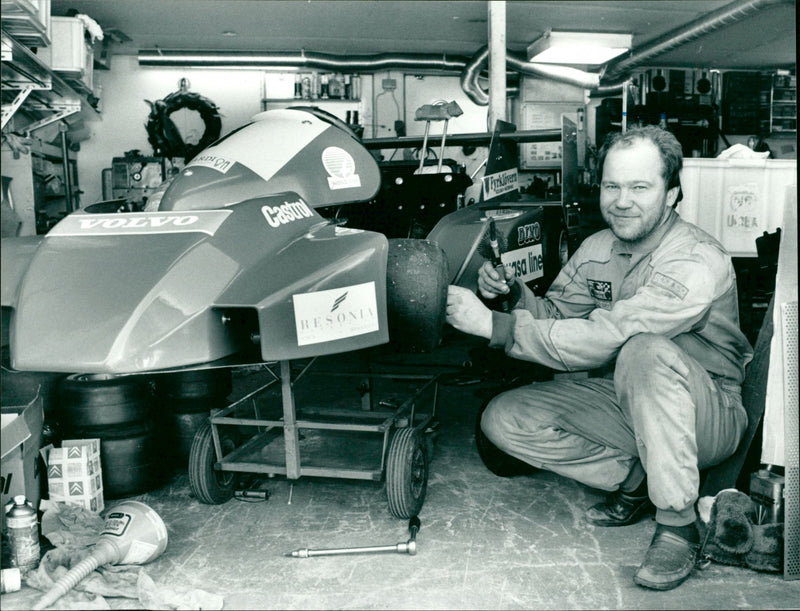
[
  {"xmin": 475, "ymin": 399, "xmax": 539, "ymax": 477},
  {"xmin": 386, "ymin": 238, "xmax": 449, "ymax": 353},
  {"xmin": 71, "ymin": 421, "xmax": 165, "ymax": 499},
  {"xmin": 385, "ymin": 427, "xmax": 428, "ymax": 519},
  {"xmin": 189, "ymin": 420, "xmax": 237, "ymax": 504},
  {"xmin": 154, "ymin": 369, "xmax": 232, "ymax": 402},
  {"xmin": 169, "ymin": 410, "xmax": 210, "ymax": 466},
  {"xmin": 146, "ymin": 91, "xmax": 222, "ymax": 161},
  {"xmin": 57, "ymin": 373, "xmax": 153, "ymax": 430}
]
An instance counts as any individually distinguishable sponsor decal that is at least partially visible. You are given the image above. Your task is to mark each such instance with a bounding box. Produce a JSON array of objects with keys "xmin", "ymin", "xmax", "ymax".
[
  {"xmin": 48, "ymin": 464, "xmax": 62, "ymax": 478},
  {"xmin": 322, "ymin": 146, "xmax": 362, "ymax": 190},
  {"xmin": 188, "ymin": 153, "xmax": 235, "ymax": 174},
  {"xmin": 101, "ymin": 512, "xmax": 132, "ymax": 537},
  {"xmin": 517, "ymin": 222, "xmax": 542, "ymax": 246},
  {"xmin": 482, "ymin": 168, "xmax": 519, "ymax": 199},
  {"xmin": 47, "ymin": 210, "xmax": 231, "ymax": 237},
  {"xmin": 261, "ymin": 198, "xmax": 314, "ymax": 228},
  {"xmin": 651, "ymin": 272, "xmax": 689, "ymax": 300},
  {"xmin": 500, "ymin": 244, "xmax": 544, "ymax": 283},
  {"xmin": 69, "ymin": 481, "xmax": 84, "ymax": 495},
  {"xmin": 293, "ymin": 281, "xmax": 379, "ymax": 346},
  {"xmin": 588, "ymin": 279, "xmax": 613, "ymax": 307}
]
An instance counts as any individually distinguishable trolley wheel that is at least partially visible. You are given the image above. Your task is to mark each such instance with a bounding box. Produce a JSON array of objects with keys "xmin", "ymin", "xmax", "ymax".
[
  {"xmin": 386, "ymin": 427, "xmax": 428, "ymax": 519},
  {"xmin": 188, "ymin": 420, "xmax": 237, "ymax": 504}
]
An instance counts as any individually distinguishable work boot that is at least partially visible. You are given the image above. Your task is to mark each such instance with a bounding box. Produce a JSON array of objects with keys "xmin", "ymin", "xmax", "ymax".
[
  {"xmin": 585, "ymin": 488, "xmax": 654, "ymax": 527},
  {"xmin": 634, "ymin": 524, "xmax": 699, "ymax": 590}
]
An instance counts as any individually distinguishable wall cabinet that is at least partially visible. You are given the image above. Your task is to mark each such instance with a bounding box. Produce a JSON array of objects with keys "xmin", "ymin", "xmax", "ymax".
[{"xmin": 770, "ymin": 71, "xmax": 796, "ymax": 135}]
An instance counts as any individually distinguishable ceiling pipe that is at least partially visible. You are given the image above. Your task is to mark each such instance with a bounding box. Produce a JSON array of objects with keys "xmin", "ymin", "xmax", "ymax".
[
  {"xmin": 602, "ymin": 0, "xmax": 793, "ymax": 80},
  {"xmin": 138, "ymin": 49, "xmax": 471, "ymax": 72},
  {"xmin": 462, "ymin": 0, "xmax": 792, "ymax": 104},
  {"xmin": 139, "ymin": 0, "xmax": 791, "ymax": 105}
]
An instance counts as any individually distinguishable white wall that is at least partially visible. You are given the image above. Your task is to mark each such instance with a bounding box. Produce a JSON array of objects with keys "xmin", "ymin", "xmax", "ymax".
[{"xmin": 76, "ymin": 58, "xmax": 499, "ymax": 206}]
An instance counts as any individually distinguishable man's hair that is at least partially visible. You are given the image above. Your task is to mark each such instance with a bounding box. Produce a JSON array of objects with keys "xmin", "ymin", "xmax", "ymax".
[{"xmin": 597, "ymin": 125, "xmax": 684, "ymax": 204}]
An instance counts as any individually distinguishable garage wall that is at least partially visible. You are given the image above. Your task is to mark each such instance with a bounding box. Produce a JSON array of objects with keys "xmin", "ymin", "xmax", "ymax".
[{"xmin": 76, "ymin": 57, "xmax": 496, "ymax": 206}]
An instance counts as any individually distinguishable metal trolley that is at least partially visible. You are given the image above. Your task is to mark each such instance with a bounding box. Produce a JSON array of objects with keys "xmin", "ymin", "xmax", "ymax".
[{"xmin": 188, "ymin": 356, "xmax": 440, "ymax": 518}]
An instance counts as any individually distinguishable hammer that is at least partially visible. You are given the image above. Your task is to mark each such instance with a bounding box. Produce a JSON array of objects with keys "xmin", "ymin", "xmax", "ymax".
[{"xmin": 284, "ymin": 516, "xmax": 421, "ymax": 558}]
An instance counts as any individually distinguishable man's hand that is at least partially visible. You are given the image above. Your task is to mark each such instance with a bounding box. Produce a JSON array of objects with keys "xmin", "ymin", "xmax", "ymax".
[
  {"xmin": 477, "ymin": 261, "xmax": 514, "ymax": 300},
  {"xmin": 446, "ymin": 285, "xmax": 493, "ymax": 339}
]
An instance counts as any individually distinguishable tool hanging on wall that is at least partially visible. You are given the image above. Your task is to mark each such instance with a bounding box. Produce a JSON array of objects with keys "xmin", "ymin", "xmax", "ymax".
[
  {"xmin": 145, "ymin": 78, "xmax": 221, "ymax": 163},
  {"xmin": 285, "ymin": 516, "xmax": 421, "ymax": 558}
]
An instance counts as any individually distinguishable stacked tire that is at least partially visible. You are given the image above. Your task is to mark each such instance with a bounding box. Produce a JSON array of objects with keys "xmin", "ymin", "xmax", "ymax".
[
  {"xmin": 56, "ymin": 374, "xmax": 165, "ymax": 499},
  {"xmin": 153, "ymin": 369, "xmax": 232, "ymax": 467}
]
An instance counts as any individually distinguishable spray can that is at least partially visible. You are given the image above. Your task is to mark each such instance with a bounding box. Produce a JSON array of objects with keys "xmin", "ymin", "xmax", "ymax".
[
  {"xmin": 1, "ymin": 568, "xmax": 22, "ymax": 593},
  {"xmin": 5, "ymin": 495, "xmax": 40, "ymax": 573}
]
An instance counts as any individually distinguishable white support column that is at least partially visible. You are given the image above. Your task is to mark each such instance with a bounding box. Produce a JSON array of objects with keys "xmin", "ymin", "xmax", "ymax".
[{"xmin": 488, "ymin": 0, "xmax": 507, "ymax": 130}]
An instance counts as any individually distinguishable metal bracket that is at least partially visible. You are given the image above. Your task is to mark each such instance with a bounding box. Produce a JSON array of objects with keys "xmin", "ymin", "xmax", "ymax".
[
  {"xmin": 23, "ymin": 102, "xmax": 81, "ymax": 133},
  {"xmin": 1, "ymin": 84, "xmax": 35, "ymax": 129}
]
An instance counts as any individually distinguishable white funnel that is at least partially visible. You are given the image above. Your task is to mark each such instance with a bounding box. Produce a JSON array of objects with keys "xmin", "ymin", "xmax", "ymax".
[{"xmin": 33, "ymin": 501, "xmax": 168, "ymax": 610}]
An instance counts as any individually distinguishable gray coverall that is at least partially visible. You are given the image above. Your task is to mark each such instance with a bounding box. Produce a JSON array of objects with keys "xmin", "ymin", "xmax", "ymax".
[{"xmin": 482, "ymin": 208, "xmax": 753, "ymax": 527}]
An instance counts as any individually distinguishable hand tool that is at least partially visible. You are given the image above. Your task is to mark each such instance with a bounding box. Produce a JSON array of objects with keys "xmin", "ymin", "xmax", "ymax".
[
  {"xmin": 487, "ymin": 218, "xmax": 511, "ymax": 312},
  {"xmin": 284, "ymin": 516, "xmax": 421, "ymax": 558}
]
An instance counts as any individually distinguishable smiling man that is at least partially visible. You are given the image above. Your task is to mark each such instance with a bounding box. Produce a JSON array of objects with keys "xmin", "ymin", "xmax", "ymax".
[{"xmin": 446, "ymin": 126, "xmax": 753, "ymax": 590}]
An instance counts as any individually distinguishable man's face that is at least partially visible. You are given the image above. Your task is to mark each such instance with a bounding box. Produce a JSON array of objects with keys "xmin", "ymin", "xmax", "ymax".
[{"xmin": 599, "ymin": 139, "xmax": 679, "ymax": 243}]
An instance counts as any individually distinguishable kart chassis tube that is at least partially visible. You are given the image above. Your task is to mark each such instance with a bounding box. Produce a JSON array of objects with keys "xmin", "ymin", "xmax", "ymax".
[{"xmin": 207, "ymin": 358, "xmax": 439, "ymax": 483}]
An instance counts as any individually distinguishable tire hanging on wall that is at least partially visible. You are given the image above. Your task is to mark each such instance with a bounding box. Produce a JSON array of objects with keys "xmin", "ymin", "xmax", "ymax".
[
  {"xmin": 386, "ymin": 238, "xmax": 449, "ymax": 353},
  {"xmin": 145, "ymin": 90, "xmax": 222, "ymax": 162}
]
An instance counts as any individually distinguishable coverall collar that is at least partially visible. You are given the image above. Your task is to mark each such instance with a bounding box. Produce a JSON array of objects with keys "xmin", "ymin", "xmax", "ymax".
[{"xmin": 611, "ymin": 208, "xmax": 679, "ymax": 256}]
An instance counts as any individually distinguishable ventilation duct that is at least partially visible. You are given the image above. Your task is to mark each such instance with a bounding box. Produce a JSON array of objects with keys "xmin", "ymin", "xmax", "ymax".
[
  {"xmin": 138, "ymin": 0, "xmax": 791, "ymax": 106},
  {"xmin": 461, "ymin": 0, "xmax": 792, "ymax": 104}
]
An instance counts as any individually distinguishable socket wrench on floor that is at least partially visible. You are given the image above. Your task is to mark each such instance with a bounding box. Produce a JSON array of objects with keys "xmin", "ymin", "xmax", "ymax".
[{"xmin": 285, "ymin": 516, "xmax": 421, "ymax": 558}]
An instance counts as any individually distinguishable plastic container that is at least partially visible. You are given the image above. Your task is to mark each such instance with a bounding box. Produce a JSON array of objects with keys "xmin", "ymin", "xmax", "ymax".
[
  {"xmin": 679, "ymin": 158, "xmax": 797, "ymax": 257},
  {"xmin": 5, "ymin": 495, "xmax": 40, "ymax": 573}
]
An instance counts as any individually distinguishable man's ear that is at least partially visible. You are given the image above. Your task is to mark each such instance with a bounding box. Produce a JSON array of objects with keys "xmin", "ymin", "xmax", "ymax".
[{"xmin": 667, "ymin": 186, "xmax": 680, "ymax": 209}]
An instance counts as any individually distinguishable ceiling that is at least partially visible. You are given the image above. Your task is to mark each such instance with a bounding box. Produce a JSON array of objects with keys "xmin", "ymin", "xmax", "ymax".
[{"xmin": 46, "ymin": 0, "xmax": 797, "ymax": 71}]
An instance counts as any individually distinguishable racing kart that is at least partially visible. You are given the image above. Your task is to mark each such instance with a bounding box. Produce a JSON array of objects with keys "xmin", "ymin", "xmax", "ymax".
[{"xmin": 0, "ymin": 107, "xmax": 578, "ymax": 516}]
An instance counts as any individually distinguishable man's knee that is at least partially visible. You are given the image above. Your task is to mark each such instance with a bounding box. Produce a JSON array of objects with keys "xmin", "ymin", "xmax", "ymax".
[
  {"xmin": 480, "ymin": 388, "xmax": 562, "ymax": 449},
  {"xmin": 480, "ymin": 394, "xmax": 516, "ymax": 448},
  {"xmin": 616, "ymin": 333, "xmax": 678, "ymax": 381}
]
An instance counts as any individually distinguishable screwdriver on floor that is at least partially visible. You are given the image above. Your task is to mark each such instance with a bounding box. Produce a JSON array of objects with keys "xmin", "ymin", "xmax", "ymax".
[{"xmin": 284, "ymin": 516, "xmax": 421, "ymax": 558}]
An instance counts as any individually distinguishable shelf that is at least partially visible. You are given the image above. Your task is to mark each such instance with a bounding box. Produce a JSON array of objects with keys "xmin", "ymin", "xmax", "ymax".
[
  {"xmin": 265, "ymin": 98, "xmax": 360, "ymax": 103},
  {"xmin": 1, "ymin": 30, "xmax": 98, "ymax": 132},
  {"xmin": 0, "ymin": 0, "xmax": 50, "ymax": 48}
]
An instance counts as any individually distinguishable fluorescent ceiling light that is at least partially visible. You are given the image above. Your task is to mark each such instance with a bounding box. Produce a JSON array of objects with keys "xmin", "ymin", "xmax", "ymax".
[{"xmin": 527, "ymin": 31, "xmax": 632, "ymax": 65}]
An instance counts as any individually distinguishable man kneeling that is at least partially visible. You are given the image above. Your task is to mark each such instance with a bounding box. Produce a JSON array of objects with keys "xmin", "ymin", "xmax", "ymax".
[{"xmin": 446, "ymin": 126, "xmax": 752, "ymax": 590}]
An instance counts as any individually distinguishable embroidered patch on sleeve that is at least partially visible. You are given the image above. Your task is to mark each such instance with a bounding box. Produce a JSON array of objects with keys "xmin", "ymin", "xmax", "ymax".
[
  {"xmin": 587, "ymin": 279, "xmax": 613, "ymax": 303},
  {"xmin": 651, "ymin": 272, "xmax": 689, "ymax": 300}
]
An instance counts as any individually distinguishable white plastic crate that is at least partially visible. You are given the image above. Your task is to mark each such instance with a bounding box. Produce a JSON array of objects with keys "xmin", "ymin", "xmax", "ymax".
[{"xmin": 679, "ymin": 158, "xmax": 797, "ymax": 257}]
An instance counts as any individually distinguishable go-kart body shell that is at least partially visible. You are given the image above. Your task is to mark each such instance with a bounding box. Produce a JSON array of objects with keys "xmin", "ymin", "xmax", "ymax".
[{"xmin": 2, "ymin": 109, "xmax": 391, "ymax": 374}]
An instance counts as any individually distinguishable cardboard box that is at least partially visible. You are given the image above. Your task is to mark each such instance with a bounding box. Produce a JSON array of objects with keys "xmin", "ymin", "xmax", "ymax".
[
  {"xmin": 44, "ymin": 439, "xmax": 104, "ymax": 513},
  {"xmin": 1, "ymin": 390, "xmax": 45, "ymax": 531}
]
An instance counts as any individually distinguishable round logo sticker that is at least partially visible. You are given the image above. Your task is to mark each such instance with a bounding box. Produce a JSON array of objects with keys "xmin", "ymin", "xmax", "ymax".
[{"xmin": 322, "ymin": 147, "xmax": 361, "ymax": 190}]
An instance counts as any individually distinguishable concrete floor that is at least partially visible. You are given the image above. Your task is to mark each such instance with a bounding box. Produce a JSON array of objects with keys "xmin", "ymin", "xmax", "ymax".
[{"xmin": 3, "ymin": 339, "xmax": 798, "ymax": 610}]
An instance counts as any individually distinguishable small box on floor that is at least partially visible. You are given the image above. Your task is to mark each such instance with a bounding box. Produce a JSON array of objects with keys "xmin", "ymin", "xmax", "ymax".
[
  {"xmin": 43, "ymin": 439, "xmax": 104, "ymax": 513},
  {"xmin": 1, "ymin": 391, "xmax": 45, "ymax": 531}
]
